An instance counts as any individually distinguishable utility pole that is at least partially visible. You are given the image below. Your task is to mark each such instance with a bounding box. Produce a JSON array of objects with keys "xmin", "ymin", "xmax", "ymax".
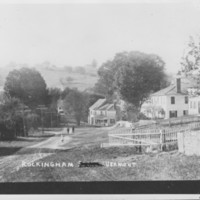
[
  {"xmin": 17, "ymin": 104, "xmax": 31, "ymax": 137},
  {"xmin": 45, "ymin": 111, "xmax": 57, "ymax": 128},
  {"xmin": 37, "ymin": 105, "xmax": 47, "ymax": 133}
]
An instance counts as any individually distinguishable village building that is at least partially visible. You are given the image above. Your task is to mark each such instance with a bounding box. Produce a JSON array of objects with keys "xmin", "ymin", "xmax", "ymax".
[
  {"xmin": 57, "ymin": 99, "xmax": 65, "ymax": 115},
  {"xmin": 188, "ymin": 96, "xmax": 200, "ymax": 115},
  {"xmin": 141, "ymin": 77, "xmax": 189, "ymax": 119},
  {"xmin": 88, "ymin": 98, "xmax": 116, "ymax": 126}
]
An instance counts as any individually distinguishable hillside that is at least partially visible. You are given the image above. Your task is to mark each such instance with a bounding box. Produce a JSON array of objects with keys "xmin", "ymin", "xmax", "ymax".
[{"xmin": 0, "ymin": 64, "xmax": 99, "ymax": 91}]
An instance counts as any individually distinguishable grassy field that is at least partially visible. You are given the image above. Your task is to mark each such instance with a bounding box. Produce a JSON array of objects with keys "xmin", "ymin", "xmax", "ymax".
[
  {"xmin": 0, "ymin": 66, "xmax": 98, "ymax": 91},
  {"xmin": 4, "ymin": 145, "xmax": 200, "ymax": 182},
  {"xmin": 3, "ymin": 127, "xmax": 200, "ymax": 182}
]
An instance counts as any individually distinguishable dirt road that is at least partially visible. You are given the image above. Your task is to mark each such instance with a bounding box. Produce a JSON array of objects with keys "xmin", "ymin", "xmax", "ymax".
[{"xmin": 0, "ymin": 128, "xmax": 72, "ymax": 181}]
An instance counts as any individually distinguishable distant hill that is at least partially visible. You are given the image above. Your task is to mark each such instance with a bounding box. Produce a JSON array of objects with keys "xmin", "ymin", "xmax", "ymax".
[{"xmin": 0, "ymin": 63, "xmax": 99, "ymax": 91}]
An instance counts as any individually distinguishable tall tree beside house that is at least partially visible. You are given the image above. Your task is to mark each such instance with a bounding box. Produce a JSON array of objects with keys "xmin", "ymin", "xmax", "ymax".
[
  {"xmin": 115, "ymin": 51, "xmax": 168, "ymax": 116},
  {"xmin": 94, "ymin": 60, "xmax": 117, "ymax": 98},
  {"xmin": 63, "ymin": 89, "xmax": 88, "ymax": 126},
  {"xmin": 4, "ymin": 67, "xmax": 48, "ymax": 109},
  {"xmin": 181, "ymin": 35, "xmax": 200, "ymax": 74},
  {"xmin": 180, "ymin": 35, "xmax": 200, "ymax": 89},
  {"xmin": 94, "ymin": 51, "xmax": 169, "ymax": 102}
]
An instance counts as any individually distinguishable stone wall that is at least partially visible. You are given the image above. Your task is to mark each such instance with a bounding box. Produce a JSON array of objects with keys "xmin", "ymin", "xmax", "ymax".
[{"xmin": 178, "ymin": 130, "xmax": 200, "ymax": 156}]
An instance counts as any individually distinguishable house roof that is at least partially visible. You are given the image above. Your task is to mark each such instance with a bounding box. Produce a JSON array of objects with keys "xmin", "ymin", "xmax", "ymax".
[
  {"xmin": 151, "ymin": 77, "xmax": 193, "ymax": 96},
  {"xmin": 89, "ymin": 98, "xmax": 107, "ymax": 110},
  {"xmin": 98, "ymin": 103, "xmax": 115, "ymax": 111},
  {"xmin": 151, "ymin": 85, "xmax": 176, "ymax": 96}
]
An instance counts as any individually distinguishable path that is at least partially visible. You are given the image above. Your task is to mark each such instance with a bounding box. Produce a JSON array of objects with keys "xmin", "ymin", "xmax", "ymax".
[{"xmin": 0, "ymin": 128, "xmax": 72, "ymax": 181}]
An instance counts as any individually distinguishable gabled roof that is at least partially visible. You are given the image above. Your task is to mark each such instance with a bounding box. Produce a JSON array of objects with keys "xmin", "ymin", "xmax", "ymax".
[
  {"xmin": 98, "ymin": 103, "xmax": 115, "ymax": 111},
  {"xmin": 89, "ymin": 98, "xmax": 106, "ymax": 110},
  {"xmin": 151, "ymin": 85, "xmax": 175, "ymax": 96},
  {"xmin": 151, "ymin": 78, "xmax": 192, "ymax": 96}
]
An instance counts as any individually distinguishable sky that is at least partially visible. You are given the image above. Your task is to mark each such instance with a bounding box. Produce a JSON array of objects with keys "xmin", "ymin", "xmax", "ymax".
[{"xmin": 0, "ymin": 0, "xmax": 200, "ymax": 73}]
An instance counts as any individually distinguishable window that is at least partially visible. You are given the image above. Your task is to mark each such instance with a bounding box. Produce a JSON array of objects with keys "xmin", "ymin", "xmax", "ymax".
[
  {"xmin": 171, "ymin": 96, "xmax": 175, "ymax": 104},
  {"xmin": 169, "ymin": 110, "xmax": 177, "ymax": 118},
  {"xmin": 185, "ymin": 96, "xmax": 188, "ymax": 104},
  {"xmin": 183, "ymin": 110, "xmax": 188, "ymax": 115}
]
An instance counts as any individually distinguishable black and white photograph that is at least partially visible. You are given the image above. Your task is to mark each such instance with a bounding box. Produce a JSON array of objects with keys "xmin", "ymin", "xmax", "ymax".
[{"xmin": 0, "ymin": 0, "xmax": 200, "ymax": 193}]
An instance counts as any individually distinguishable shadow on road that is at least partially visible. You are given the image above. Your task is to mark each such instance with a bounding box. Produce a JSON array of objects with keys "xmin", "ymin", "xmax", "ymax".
[{"xmin": 0, "ymin": 147, "xmax": 22, "ymax": 157}]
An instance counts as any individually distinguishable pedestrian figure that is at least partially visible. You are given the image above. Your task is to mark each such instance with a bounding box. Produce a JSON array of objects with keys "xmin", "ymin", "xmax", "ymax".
[
  {"xmin": 67, "ymin": 127, "xmax": 70, "ymax": 134},
  {"xmin": 61, "ymin": 134, "xmax": 64, "ymax": 142},
  {"xmin": 72, "ymin": 126, "xmax": 75, "ymax": 133}
]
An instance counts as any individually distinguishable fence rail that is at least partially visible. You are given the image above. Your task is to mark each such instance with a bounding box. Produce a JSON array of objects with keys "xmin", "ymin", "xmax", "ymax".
[
  {"xmin": 158, "ymin": 115, "xmax": 200, "ymax": 126},
  {"xmin": 106, "ymin": 122, "xmax": 200, "ymax": 150}
]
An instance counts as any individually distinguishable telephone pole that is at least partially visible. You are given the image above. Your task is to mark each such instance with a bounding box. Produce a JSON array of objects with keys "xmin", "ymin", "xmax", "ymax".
[{"xmin": 37, "ymin": 105, "xmax": 47, "ymax": 133}]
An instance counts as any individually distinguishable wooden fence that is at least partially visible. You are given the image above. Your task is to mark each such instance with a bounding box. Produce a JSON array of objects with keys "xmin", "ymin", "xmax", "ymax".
[
  {"xmin": 158, "ymin": 115, "xmax": 200, "ymax": 126},
  {"xmin": 104, "ymin": 122, "xmax": 200, "ymax": 150}
]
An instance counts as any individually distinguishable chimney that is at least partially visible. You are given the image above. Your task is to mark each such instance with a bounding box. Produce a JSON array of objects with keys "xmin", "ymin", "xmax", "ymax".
[{"xmin": 176, "ymin": 77, "xmax": 181, "ymax": 93}]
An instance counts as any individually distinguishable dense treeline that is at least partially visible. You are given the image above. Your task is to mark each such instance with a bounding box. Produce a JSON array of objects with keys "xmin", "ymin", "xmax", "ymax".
[
  {"xmin": 0, "ymin": 66, "xmax": 104, "ymax": 139},
  {"xmin": 0, "ymin": 51, "xmax": 169, "ymax": 139}
]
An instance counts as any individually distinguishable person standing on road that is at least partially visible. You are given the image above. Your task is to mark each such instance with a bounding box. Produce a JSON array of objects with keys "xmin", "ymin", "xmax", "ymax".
[
  {"xmin": 72, "ymin": 126, "xmax": 75, "ymax": 133},
  {"xmin": 67, "ymin": 127, "xmax": 70, "ymax": 134},
  {"xmin": 61, "ymin": 133, "xmax": 64, "ymax": 142}
]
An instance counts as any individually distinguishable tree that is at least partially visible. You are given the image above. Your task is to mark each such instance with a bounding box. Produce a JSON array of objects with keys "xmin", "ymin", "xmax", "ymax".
[
  {"xmin": 47, "ymin": 87, "xmax": 62, "ymax": 110},
  {"xmin": 180, "ymin": 35, "xmax": 200, "ymax": 90},
  {"xmin": 61, "ymin": 87, "xmax": 74, "ymax": 99},
  {"xmin": 4, "ymin": 67, "xmax": 48, "ymax": 108},
  {"xmin": 63, "ymin": 89, "xmax": 87, "ymax": 126},
  {"xmin": 94, "ymin": 60, "xmax": 117, "ymax": 98},
  {"xmin": 94, "ymin": 51, "xmax": 168, "ymax": 109},
  {"xmin": 0, "ymin": 96, "xmax": 25, "ymax": 139},
  {"xmin": 181, "ymin": 35, "xmax": 200, "ymax": 74},
  {"xmin": 116, "ymin": 52, "xmax": 167, "ymax": 113}
]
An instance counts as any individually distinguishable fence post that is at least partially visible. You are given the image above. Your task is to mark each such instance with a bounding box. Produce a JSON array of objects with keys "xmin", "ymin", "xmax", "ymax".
[
  {"xmin": 160, "ymin": 129, "xmax": 166, "ymax": 151},
  {"xmin": 160, "ymin": 129, "xmax": 163, "ymax": 151}
]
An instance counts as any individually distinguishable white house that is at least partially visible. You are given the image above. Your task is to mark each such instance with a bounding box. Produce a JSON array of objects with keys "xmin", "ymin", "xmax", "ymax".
[
  {"xmin": 141, "ymin": 78, "xmax": 189, "ymax": 119},
  {"xmin": 88, "ymin": 98, "xmax": 116, "ymax": 126},
  {"xmin": 57, "ymin": 99, "xmax": 65, "ymax": 115},
  {"xmin": 188, "ymin": 96, "xmax": 200, "ymax": 115}
]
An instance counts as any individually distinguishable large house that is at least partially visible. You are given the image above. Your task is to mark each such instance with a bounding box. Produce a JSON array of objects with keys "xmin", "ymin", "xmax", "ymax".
[
  {"xmin": 141, "ymin": 78, "xmax": 189, "ymax": 119},
  {"xmin": 188, "ymin": 96, "xmax": 200, "ymax": 115},
  {"xmin": 88, "ymin": 99, "xmax": 116, "ymax": 126}
]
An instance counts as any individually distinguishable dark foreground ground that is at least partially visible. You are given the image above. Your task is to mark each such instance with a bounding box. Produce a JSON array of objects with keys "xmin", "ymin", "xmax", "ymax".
[{"xmin": 1, "ymin": 127, "xmax": 200, "ymax": 181}]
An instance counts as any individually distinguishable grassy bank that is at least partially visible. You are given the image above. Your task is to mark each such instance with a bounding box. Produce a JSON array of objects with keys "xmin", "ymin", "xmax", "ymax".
[
  {"xmin": 4, "ymin": 144, "xmax": 200, "ymax": 182},
  {"xmin": 0, "ymin": 130, "xmax": 56, "ymax": 157}
]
